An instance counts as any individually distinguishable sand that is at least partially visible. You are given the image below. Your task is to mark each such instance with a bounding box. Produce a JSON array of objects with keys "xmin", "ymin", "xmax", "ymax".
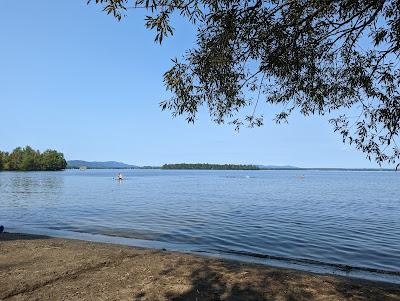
[{"xmin": 1, "ymin": 232, "xmax": 399, "ymax": 301}]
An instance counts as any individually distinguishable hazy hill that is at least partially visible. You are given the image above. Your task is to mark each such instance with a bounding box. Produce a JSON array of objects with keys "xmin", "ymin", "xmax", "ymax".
[
  {"xmin": 67, "ymin": 160, "xmax": 137, "ymax": 169},
  {"xmin": 258, "ymin": 165, "xmax": 300, "ymax": 170}
]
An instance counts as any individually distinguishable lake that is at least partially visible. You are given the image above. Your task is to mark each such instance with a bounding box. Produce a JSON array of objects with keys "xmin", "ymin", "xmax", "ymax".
[{"xmin": 0, "ymin": 169, "xmax": 399, "ymax": 283}]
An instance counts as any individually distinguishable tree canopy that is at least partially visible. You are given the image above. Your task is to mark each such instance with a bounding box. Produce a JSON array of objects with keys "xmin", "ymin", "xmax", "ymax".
[
  {"xmin": 90, "ymin": 0, "xmax": 400, "ymax": 167},
  {"xmin": 0, "ymin": 146, "xmax": 67, "ymax": 171}
]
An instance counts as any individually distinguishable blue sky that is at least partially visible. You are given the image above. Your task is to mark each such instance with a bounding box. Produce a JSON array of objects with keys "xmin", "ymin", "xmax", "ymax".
[{"xmin": 0, "ymin": 1, "xmax": 385, "ymax": 168}]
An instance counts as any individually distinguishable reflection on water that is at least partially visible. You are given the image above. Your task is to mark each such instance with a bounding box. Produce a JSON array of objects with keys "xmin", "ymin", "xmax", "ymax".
[
  {"xmin": 0, "ymin": 173, "xmax": 64, "ymax": 207},
  {"xmin": 0, "ymin": 169, "xmax": 399, "ymax": 283}
]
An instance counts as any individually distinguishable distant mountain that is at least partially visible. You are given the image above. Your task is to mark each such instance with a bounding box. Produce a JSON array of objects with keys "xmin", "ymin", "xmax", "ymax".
[
  {"xmin": 258, "ymin": 165, "xmax": 300, "ymax": 170},
  {"xmin": 67, "ymin": 160, "xmax": 138, "ymax": 169}
]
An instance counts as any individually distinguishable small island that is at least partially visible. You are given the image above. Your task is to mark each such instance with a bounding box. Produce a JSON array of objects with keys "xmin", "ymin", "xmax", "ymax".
[
  {"xmin": 0, "ymin": 146, "xmax": 67, "ymax": 171},
  {"xmin": 161, "ymin": 163, "xmax": 261, "ymax": 170}
]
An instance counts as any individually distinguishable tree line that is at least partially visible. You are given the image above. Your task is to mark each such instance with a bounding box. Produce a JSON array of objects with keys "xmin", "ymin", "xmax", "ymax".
[
  {"xmin": 0, "ymin": 146, "xmax": 67, "ymax": 171},
  {"xmin": 162, "ymin": 163, "xmax": 260, "ymax": 170}
]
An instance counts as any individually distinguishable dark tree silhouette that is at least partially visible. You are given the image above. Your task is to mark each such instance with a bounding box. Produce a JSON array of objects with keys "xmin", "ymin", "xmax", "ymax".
[{"xmin": 90, "ymin": 0, "xmax": 400, "ymax": 167}]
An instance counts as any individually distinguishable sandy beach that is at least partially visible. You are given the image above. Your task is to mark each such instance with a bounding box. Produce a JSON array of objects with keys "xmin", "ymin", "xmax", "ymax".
[{"xmin": 0, "ymin": 233, "xmax": 399, "ymax": 301}]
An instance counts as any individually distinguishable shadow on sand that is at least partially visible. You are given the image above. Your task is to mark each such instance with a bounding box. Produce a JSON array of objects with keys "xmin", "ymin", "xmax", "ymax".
[
  {"xmin": 1, "ymin": 233, "xmax": 399, "ymax": 300},
  {"xmin": 161, "ymin": 261, "xmax": 400, "ymax": 301}
]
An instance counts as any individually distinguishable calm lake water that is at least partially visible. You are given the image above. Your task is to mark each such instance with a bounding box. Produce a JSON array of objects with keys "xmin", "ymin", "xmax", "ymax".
[{"xmin": 1, "ymin": 169, "xmax": 399, "ymax": 282}]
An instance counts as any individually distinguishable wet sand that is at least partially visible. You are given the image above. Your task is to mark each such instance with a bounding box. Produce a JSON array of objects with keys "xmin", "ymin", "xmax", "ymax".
[{"xmin": 1, "ymin": 232, "xmax": 399, "ymax": 301}]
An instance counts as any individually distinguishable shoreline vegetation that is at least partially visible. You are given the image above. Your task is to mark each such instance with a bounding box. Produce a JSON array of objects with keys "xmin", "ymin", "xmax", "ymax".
[
  {"xmin": 0, "ymin": 146, "xmax": 67, "ymax": 171},
  {"xmin": 1, "ymin": 232, "xmax": 399, "ymax": 300},
  {"xmin": 161, "ymin": 163, "xmax": 261, "ymax": 170},
  {"xmin": 65, "ymin": 160, "xmax": 396, "ymax": 171},
  {"xmin": 0, "ymin": 153, "xmax": 395, "ymax": 171}
]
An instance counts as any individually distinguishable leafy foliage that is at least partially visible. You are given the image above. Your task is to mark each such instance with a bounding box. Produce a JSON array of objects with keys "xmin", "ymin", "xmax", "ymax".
[
  {"xmin": 90, "ymin": 0, "xmax": 400, "ymax": 167},
  {"xmin": 0, "ymin": 146, "xmax": 67, "ymax": 171}
]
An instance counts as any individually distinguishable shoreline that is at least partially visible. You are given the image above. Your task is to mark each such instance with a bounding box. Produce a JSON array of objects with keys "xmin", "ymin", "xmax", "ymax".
[
  {"xmin": 1, "ymin": 232, "xmax": 400, "ymax": 300},
  {"xmin": 4, "ymin": 226, "xmax": 399, "ymax": 285}
]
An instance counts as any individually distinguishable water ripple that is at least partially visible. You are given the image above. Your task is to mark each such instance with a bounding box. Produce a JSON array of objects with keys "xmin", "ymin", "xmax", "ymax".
[{"xmin": 1, "ymin": 169, "xmax": 399, "ymax": 282}]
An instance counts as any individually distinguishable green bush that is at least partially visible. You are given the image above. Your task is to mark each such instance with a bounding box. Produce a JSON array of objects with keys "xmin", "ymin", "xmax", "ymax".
[{"xmin": 0, "ymin": 146, "xmax": 67, "ymax": 171}]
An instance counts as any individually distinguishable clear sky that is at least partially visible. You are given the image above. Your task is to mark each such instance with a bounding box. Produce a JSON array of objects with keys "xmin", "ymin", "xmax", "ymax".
[{"xmin": 0, "ymin": 1, "xmax": 386, "ymax": 168}]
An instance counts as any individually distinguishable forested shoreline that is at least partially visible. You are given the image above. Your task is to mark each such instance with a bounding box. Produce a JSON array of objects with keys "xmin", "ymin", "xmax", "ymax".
[
  {"xmin": 162, "ymin": 163, "xmax": 260, "ymax": 170},
  {"xmin": 0, "ymin": 146, "xmax": 67, "ymax": 171}
]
